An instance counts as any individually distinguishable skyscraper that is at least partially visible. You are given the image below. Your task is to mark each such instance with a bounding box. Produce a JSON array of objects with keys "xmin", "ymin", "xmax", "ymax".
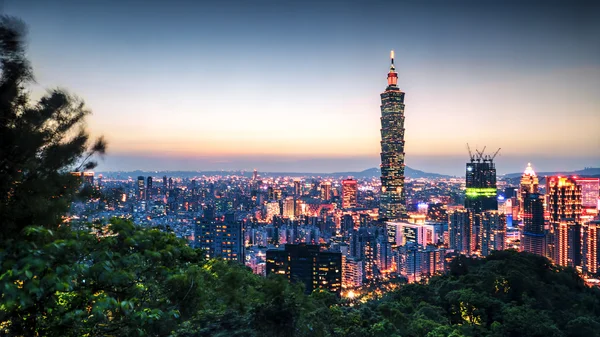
[
  {"xmin": 478, "ymin": 211, "xmax": 506, "ymax": 256},
  {"xmin": 342, "ymin": 179, "xmax": 358, "ymax": 209},
  {"xmin": 379, "ymin": 51, "xmax": 406, "ymax": 221},
  {"xmin": 137, "ymin": 176, "xmax": 145, "ymax": 200},
  {"xmin": 521, "ymin": 192, "xmax": 546, "ymax": 256},
  {"xmin": 582, "ymin": 220, "xmax": 600, "ymax": 274},
  {"xmin": 519, "ymin": 163, "xmax": 539, "ymax": 220},
  {"xmin": 321, "ymin": 182, "xmax": 331, "ymax": 201},
  {"xmin": 448, "ymin": 209, "xmax": 473, "ymax": 255},
  {"xmin": 146, "ymin": 176, "xmax": 153, "ymax": 200},
  {"xmin": 465, "ymin": 148, "xmax": 498, "ymax": 214},
  {"xmin": 266, "ymin": 244, "xmax": 342, "ymax": 295},
  {"xmin": 546, "ymin": 176, "xmax": 582, "ymax": 223},
  {"xmin": 293, "ymin": 179, "xmax": 302, "ymax": 196}
]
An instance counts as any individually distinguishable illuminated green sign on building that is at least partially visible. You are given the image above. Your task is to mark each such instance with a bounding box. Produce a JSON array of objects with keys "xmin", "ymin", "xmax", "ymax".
[{"xmin": 465, "ymin": 187, "xmax": 497, "ymax": 198}]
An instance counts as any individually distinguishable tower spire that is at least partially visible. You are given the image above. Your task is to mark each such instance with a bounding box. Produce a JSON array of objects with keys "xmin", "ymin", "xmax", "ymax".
[{"xmin": 387, "ymin": 50, "xmax": 398, "ymax": 86}]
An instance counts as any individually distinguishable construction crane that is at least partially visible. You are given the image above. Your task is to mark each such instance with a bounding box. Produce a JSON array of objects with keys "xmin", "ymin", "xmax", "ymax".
[
  {"xmin": 466, "ymin": 143, "xmax": 474, "ymax": 161},
  {"xmin": 490, "ymin": 148, "xmax": 501, "ymax": 161}
]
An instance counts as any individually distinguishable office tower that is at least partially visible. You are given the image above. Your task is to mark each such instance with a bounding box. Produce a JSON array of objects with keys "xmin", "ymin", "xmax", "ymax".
[
  {"xmin": 478, "ymin": 211, "xmax": 506, "ymax": 257},
  {"xmin": 350, "ymin": 227, "xmax": 376, "ymax": 280},
  {"xmin": 162, "ymin": 175, "xmax": 167, "ymax": 190},
  {"xmin": 321, "ymin": 182, "xmax": 332, "ymax": 201},
  {"xmin": 342, "ymin": 179, "xmax": 358, "ymax": 209},
  {"xmin": 253, "ymin": 169, "xmax": 258, "ymax": 181},
  {"xmin": 137, "ymin": 176, "xmax": 145, "ymax": 200},
  {"xmin": 519, "ymin": 163, "xmax": 539, "ymax": 220},
  {"xmin": 283, "ymin": 197, "xmax": 295, "ymax": 219},
  {"xmin": 448, "ymin": 209, "xmax": 473, "ymax": 254},
  {"xmin": 465, "ymin": 148, "xmax": 499, "ymax": 214},
  {"xmin": 343, "ymin": 256, "xmax": 363, "ymax": 288},
  {"xmin": 195, "ymin": 214, "xmax": 244, "ymax": 262},
  {"xmin": 376, "ymin": 234, "xmax": 393, "ymax": 273},
  {"xmin": 398, "ymin": 243, "xmax": 446, "ymax": 283},
  {"xmin": 341, "ymin": 214, "xmax": 354, "ymax": 234},
  {"xmin": 387, "ymin": 221, "xmax": 440, "ymax": 247},
  {"xmin": 547, "ymin": 176, "xmax": 582, "ymax": 223},
  {"xmin": 521, "ymin": 192, "xmax": 546, "ymax": 256},
  {"xmin": 266, "ymin": 244, "xmax": 342, "ymax": 295},
  {"xmin": 293, "ymin": 179, "xmax": 302, "ymax": 196},
  {"xmin": 267, "ymin": 186, "xmax": 275, "ymax": 200},
  {"xmin": 575, "ymin": 177, "xmax": 599, "ymax": 210},
  {"xmin": 553, "ymin": 219, "xmax": 581, "ymax": 267},
  {"xmin": 168, "ymin": 177, "xmax": 173, "ymax": 190},
  {"xmin": 379, "ymin": 51, "xmax": 407, "ymax": 221},
  {"xmin": 582, "ymin": 220, "xmax": 600, "ymax": 274},
  {"xmin": 146, "ymin": 176, "xmax": 153, "ymax": 200}
]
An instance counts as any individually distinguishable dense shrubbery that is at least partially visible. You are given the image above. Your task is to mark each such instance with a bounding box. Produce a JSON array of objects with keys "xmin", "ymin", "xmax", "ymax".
[{"xmin": 1, "ymin": 16, "xmax": 600, "ymax": 337}]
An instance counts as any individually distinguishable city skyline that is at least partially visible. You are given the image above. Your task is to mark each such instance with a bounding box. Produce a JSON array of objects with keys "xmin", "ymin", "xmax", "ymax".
[{"xmin": 6, "ymin": 0, "xmax": 600, "ymax": 175}]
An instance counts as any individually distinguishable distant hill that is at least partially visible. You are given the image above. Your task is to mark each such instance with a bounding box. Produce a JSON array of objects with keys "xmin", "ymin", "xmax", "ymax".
[
  {"xmin": 99, "ymin": 166, "xmax": 451, "ymax": 179},
  {"xmin": 503, "ymin": 167, "xmax": 600, "ymax": 179}
]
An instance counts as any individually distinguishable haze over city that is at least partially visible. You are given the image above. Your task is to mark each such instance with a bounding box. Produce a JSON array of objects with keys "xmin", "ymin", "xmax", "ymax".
[{"xmin": 7, "ymin": 0, "xmax": 600, "ymax": 175}]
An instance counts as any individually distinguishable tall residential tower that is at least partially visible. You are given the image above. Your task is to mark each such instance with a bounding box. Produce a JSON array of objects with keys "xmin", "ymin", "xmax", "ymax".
[{"xmin": 379, "ymin": 51, "xmax": 407, "ymax": 221}]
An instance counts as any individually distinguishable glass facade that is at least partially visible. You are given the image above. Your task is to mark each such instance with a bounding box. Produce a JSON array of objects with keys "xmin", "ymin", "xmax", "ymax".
[{"xmin": 379, "ymin": 54, "xmax": 407, "ymax": 220}]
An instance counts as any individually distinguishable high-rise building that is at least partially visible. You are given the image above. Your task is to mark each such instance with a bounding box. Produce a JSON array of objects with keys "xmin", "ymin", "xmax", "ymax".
[
  {"xmin": 478, "ymin": 211, "xmax": 506, "ymax": 256},
  {"xmin": 519, "ymin": 163, "xmax": 539, "ymax": 220},
  {"xmin": 253, "ymin": 169, "xmax": 258, "ymax": 181},
  {"xmin": 397, "ymin": 243, "xmax": 446, "ymax": 283},
  {"xmin": 321, "ymin": 182, "xmax": 331, "ymax": 201},
  {"xmin": 379, "ymin": 51, "xmax": 407, "ymax": 221},
  {"xmin": 448, "ymin": 209, "xmax": 473, "ymax": 254},
  {"xmin": 137, "ymin": 176, "xmax": 145, "ymax": 200},
  {"xmin": 266, "ymin": 244, "xmax": 342, "ymax": 295},
  {"xmin": 293, "ymin": 179, "xmax": 302, "ymax": 196},
  {"xmin": 342, "ymin": 179, "xmax": 358, "ymax": 209},
  {"xmin": 521, "ymin": 192, "xmax": 546, "ymax": 256},
  {"xmin": 162, "ymin": 175, "xmax": 168, "ymax": 190},
  {"xmin": 146, "ymin": 176, "xmax": 153, "ymax": 200},
  {"xmin": 195, "ymin": 214, "xmax": 244, "ymax": 262},
  {"xmin": 553, "ymin": 219, "xmax": 581, "ymax": 268},
  {"xmin": 575, "ymin": 177, "xmax": 599, "ymax": 209},
  {"xmin": 582, "ymin": 220, "xmax": 600, "ymax": 275},
  {"xmin": 342, "ymin": 256, "xmax": 363, "ymax": 288},
  {"xmin": 465, "ymin": 149, "xmax": 498, "ymax": 214},
  {"xmin": 547, "ymin": 176, "xmax": 582, "ymax": 223},
  {"xmin": 283, "ymin": 197, "xmax": 295, "ymax": 219}
]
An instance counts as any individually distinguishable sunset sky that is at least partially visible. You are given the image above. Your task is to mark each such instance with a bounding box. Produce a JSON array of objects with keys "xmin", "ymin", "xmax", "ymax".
[{"xmin": 7, "ymin": 0, "xmax": 600, "ymax": 175}]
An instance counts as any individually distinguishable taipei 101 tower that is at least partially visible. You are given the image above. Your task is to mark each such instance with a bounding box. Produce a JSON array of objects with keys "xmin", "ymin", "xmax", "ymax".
[{"xmin": 379, "ymin": 51, "xmax": 407, "ymax": 221}]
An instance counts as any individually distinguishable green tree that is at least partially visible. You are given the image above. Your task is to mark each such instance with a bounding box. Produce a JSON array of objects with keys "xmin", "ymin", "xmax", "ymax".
[{"xmin": 0, "ymin": 16, "xmax": 106, "ymax": 240}]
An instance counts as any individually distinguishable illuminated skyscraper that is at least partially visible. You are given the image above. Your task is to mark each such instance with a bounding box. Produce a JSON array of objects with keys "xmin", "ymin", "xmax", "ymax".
[
  {"xmin": 146, "ymin": 176, "xmax": 153, "ymax": 200},
  {"xmin": 546, "ymin": 176, "xmax": 582, "ymax": 267},
  {"xmin": 293, "ymin": 179, "xmax": 302, "ymax": 196},
  {"xmin": 518, "ymin": 163, "xmax": 539, "ymax": 220},
  {"xmin": 448, "ymin": 209, "xmax": 473, "ymax": 254},
  {"xmin": 321, "ymin": 182, "xmax": 332, "ymax": 201},
  {"xmin": 137, "ymin": 176, "xmax": 145, "ymax": 200},
  {"xmin": 379, "ymin": 50, "xmax": 407, "ymax": 221},
  {"xmin": 266, "ymin": 244, "xmax": 342, "ymax": 295},
  {"xmin": 575, "ymin": 177, "xmax": 599, "ymax": 213},
  {"xmin": 546, "ymin": 176, "xmax": 582, "ymax": 223},
  {"xmin": 342, "ymin": 179, "xmax": 358, "ymax": 209},
  {"xmin": 465, "ymin": 148, "xmax": 498, "ymax": 214},
  {"xmin": 521, "ymin": 192, "xmax": 546, "ymax": 256},
  {"xmin": 582, "ymin": 220, "xmax": 600, "ymax": 274},
  {"xmin": 478, "ymin": 211, "xmax": 506, "ymax": 256}
]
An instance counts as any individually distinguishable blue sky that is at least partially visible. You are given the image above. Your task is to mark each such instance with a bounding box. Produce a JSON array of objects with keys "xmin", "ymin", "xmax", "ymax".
[{"xmin": 6, "ymin": 0, "xmax": 600, "ymax": 175}]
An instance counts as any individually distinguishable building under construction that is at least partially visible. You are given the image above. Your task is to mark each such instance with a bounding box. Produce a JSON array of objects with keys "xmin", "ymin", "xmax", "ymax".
[{"xmin": 465, "ymin": 145, "xmax": 500, "ymax": 214}]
